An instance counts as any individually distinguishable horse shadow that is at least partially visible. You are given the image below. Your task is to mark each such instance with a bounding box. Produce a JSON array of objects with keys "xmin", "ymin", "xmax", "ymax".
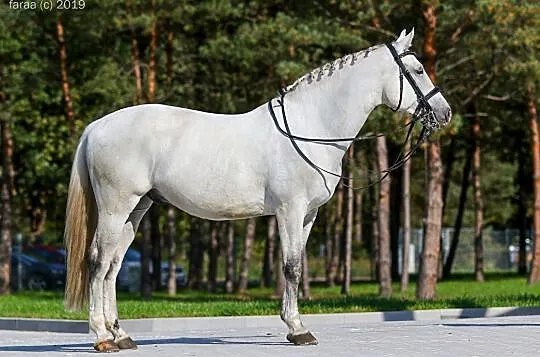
[{"xmin": 0, "ymin": 335, "xmax": 289, "ymax": 353}]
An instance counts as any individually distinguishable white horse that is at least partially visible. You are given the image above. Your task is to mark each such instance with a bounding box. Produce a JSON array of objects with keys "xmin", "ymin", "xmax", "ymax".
[{"xmin": 64, "ymin": 29, "xmax": 451, "ymax": 352}]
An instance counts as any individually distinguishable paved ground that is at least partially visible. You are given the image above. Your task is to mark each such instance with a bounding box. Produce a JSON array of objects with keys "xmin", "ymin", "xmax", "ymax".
[{"xmin": 0, "ymin": 315, "xmax": 539, "ymax": 356}]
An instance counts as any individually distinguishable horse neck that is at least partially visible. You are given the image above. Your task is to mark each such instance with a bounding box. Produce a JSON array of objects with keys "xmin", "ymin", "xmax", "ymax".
[{"xmin": 286, "ymin": 54, "xmax": 387, "ymax": 142}]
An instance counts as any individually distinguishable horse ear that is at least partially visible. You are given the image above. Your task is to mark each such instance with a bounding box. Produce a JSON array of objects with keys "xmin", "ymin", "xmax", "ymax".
[
  {"xmin": 396, "ymin": 29, "xmax": 407, "ymax": 42},
  {"xmin": 394, "ymin": 28, "xmax": 415, "ymax": 53}
]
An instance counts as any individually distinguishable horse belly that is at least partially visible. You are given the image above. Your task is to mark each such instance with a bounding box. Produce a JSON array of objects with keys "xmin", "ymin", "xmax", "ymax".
[
  {"xmin": 154, "ymin": 153, "xmax": 267, "ymax": 220},
  {"xmin": 161, "ymin": 181, "xmax": 266, "ymax": 220}
]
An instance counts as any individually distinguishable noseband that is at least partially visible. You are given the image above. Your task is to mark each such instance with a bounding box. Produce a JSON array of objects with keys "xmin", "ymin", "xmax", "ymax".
[{"xmin": 385, "ymin": 43, "xmax": 441, "ymax": 136}]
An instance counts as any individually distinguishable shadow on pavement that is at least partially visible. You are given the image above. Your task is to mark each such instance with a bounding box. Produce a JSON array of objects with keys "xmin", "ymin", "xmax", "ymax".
[{"xmin": 0, "ymin": 335, "xmax": 290, "ymax": 353}]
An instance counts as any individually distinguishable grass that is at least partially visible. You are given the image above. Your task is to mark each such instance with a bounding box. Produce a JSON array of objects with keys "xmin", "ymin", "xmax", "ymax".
[{"xmin": 1, "ymin": 273, "xmax": 539, "ymax": 320}]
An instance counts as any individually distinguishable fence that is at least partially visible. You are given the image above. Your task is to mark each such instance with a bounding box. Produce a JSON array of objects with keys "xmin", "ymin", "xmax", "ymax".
[{"xmin": 399, "ymin": 227, "xmax": 533, "ymax": 274}]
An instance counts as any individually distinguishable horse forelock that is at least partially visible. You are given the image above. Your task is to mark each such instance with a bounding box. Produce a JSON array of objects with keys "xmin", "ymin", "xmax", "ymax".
[{"xmin": 282, "ymin": 44, "xmax": 384, "ymax": 94}]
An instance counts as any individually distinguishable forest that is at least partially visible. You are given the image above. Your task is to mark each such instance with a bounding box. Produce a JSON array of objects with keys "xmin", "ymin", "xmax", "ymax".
[{"xmin": 0, "ymin": 0, "xmax": 538, "ymax": 299}]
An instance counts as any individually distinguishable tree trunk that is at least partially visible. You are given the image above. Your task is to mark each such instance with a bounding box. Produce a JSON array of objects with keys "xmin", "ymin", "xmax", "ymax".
[
  {"xmin": 401, "ymin": 118, "xmax": 412, "ymax": 293},
  {"xmin": 342, "ymin": 146, "xmax": 354, "ymax": 295},
  {"xmin": 390, "ymin": 165, "xmax": 402, "ymax": 280},
  {"xmin": 151, "ymin": 206, "xmax": 161, "ymax": 290},
  {"xmin": 527, "ymin": 84, "xmax": 540, "ymax": 284},
  {"xmin": 518, "ymin": 147, "xmax": 528, "ymax": 275},
  {"xmin": 354, "ymin": 188, "xmax": 363, "ymax": 245},
  {"xmin": 442, "ymin": 136, "xmax": 457, "ymax": 218},
  {"xmin": 238, "ymin": 218, "xmax": 256, "ymax": 293},
  {"xmin": 369, "ymin": 165, "xmax": 380, "ymax": 281},
  {"xmin": 128, "ymin": 2, "xmax": 143, "ymax": 105},
  {"xmin": 325, "ymin": 203, "xmax": 336, "ymax": 286},
  {"xmin": 262, "ymin": 216, "xmax": 276, "ymax": 287},
  {"xmin": 439, "ymin": 136, "xmax": 457, "ymax": 279},
  {"xmin": 147, "ymin": 16, "xmax": 157, "ymax": 103},
  {"xmin": 187, "ymin": 219, "xmax": 204, "ymax": 289},
  {"xmin": 207, "ymin": 221, "xmax": 219, "ymax": 293},
  {"xmin": 165, "ymin": 19, "xmax": 173, "ymax": 87},
  {"xmin": 442, "ymin": 147, "xmax": 472, "ymax": 278},
  {"xmin": 418, "ymin": 138, "xmax": 443, "ymax": 298},
  {"xmin": 472, "ymin": 108, "xmax": 484, "ymax": 282},
  {"xmin": 29, "ymin": 201, "xmax": 46, "ymax": 243},
  {"xmin": 0, "ymin": 116, "xmax": 14, "ymax": 294},
  {"xmin": 167, "ymin": 207, "xmax": 177, "ymax": 295},
  {"xmin": 56, "ymin": 15, "xmax": 75, "ymax": 139},
  {"xmin": 417, "ymin": 2, "xmax": 443, "ymax": 300},
  {"xmin": 327, "ymin": 182, "xmax": 343, "ymax": 286},
  {"xmin": 301, "ymin": 247, "xmax": 311, "ymax": 299},
  {"xmin": 377, "ymin": 136, "xmax": 392, "ymax": 297},
  {"xmin": 141, "ymin": 214, "xmax": 152, "ymax": 299},
  {"xmin": 225, "ymin": 221, "xmax": 235, "ymax": 293}
]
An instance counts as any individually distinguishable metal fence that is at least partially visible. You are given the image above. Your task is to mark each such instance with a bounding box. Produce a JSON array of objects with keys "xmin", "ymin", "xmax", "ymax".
[{"xmin": 399, "ymin": 228, "xmax": 533, "ymax": 274}]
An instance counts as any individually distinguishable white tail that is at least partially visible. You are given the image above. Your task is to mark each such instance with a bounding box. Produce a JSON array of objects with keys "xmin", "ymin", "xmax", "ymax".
[{"xmin": 64, "ymin": 138, "xmax": 96, "ymax": 311}]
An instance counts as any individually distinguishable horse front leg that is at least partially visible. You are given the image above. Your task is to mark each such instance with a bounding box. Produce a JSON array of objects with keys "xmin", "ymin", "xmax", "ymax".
[{"xmin": 277, "ymin": 207, "xmax": 318, "ymax": 345}]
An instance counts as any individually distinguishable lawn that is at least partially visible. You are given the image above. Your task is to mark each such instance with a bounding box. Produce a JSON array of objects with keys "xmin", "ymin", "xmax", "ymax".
[{"xmin": 1, "ymin": 273, "xmax": 539, "ymax": 320}]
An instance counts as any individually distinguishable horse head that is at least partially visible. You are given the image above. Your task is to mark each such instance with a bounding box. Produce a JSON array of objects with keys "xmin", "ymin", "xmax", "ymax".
[{"xmin": 382, "ymin": 29, "xmax": 452, "ymax": 132}]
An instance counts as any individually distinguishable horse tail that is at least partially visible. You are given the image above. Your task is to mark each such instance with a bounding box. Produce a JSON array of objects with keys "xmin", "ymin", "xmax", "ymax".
[{"xmin": 64, "ymin": 134, "xmax": 96, "ymax": 311}]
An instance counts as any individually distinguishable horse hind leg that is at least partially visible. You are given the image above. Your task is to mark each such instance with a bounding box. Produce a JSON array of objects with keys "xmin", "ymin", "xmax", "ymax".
[
  {"xmin": 88, "ymin": 213, "xmax": 123, "ymax": 352},
  {"xmin": 103, "ymin": 195, "xmax": 153, "ymax": 350},
  {"xmin": 277, "ymin": 207, "xmax": 319, "ymax": 346},
  {"xmin": 89, "ymin": 193, "xmax": 145, "ymax": 353}
]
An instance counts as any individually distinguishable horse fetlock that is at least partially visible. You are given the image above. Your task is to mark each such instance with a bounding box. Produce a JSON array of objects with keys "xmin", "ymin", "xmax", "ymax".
[
  {"xmin": 281, "ymin": 312, "xmax": 304, "ymax": 330},
  {"xmin": 104, "ymin": 319, "xmax": 119, "ymax": 331}
]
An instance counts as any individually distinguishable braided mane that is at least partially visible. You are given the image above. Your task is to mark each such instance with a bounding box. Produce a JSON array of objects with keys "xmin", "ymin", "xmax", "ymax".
[{"xmin": 283, "ymin": 44, "xmax": 383, "ymax": 94}]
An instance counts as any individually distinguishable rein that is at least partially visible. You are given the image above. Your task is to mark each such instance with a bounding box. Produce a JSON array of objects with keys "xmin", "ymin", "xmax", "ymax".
[{"xmin": 267, "ymin": 42, "xmax": 441, "ymax": 190}]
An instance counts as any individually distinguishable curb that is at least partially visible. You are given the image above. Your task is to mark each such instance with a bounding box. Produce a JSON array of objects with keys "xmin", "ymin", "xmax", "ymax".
[{"xmin": 2, "ymin": 306, "xmax": 540, "ymax": 334}]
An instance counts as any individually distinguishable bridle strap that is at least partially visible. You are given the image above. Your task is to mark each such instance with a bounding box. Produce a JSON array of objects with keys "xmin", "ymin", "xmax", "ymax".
[
  {"xmin": 268, "ymin": 93, "xmax": 425, "ymax": 189},
  {"xmin": 267, "ymin": 42, "xmax": 442, "ymax": 190},
  {"xmin": 385, "ymin": 43, "xmax": 440, "ymax": 112},
  {"xmin": 267, "ymin": 100, "xmax": 409, "ymax": 144}
]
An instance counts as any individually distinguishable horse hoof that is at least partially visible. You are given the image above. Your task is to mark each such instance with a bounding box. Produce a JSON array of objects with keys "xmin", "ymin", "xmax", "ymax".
[
  {"xmin": 286, "ymin": 331, "xmax": 318, "ymax": 345},
  {"xmin": 116, "ymin": 337, "xmax": 138, "ymax": 350},
  {"xmin": 94, "ymin": 339, "xmax": 120, "ymax": 353}
]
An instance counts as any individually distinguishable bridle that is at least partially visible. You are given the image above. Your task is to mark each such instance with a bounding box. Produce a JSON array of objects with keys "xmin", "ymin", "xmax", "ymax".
[
  {"xmin": 385, "ymin": 43, "xmax": 441, "ymax": 134},
  {"xmin": 267, "ymin": 42, "xmax": 443, "ymax": 189}
]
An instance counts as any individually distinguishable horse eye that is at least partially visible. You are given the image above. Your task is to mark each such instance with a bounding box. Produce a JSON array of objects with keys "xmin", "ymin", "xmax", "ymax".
[{"xmin": 415, "ymin": 68, "xmax": 423, "ymax": 75}]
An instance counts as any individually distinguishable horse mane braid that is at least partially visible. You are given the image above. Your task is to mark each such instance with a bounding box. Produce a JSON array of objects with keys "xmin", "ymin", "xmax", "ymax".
[{"xmin": 283, "ymin": 44, "xmax": 383, "ymax": 94}]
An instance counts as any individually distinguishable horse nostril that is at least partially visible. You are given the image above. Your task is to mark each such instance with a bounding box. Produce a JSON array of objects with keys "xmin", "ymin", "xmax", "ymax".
[{"xmin": 445, "ymin": 108, "xmax": 452, "ymax": 122}]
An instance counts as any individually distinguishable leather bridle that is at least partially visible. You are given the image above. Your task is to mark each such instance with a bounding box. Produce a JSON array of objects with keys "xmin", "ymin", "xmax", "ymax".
[
  {"xmin": 267, "ymin": 42, "xmax": 444, "ymax": 189},
  {"xmin": 385, "ymin": 43, "xmax": 441, "ymax": 133}
]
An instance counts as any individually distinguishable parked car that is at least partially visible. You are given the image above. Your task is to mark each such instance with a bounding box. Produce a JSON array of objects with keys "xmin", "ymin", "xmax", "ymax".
[
  {"xmin": 160, "ymin": 261, "xmax": 186, "ymax": 288},
  {"xmin": 24, "ymin": 245, "xmax": 66, "ymax": 265},
  {"xmin": 10, "ymin": 252, "xmax": 65, "ymax": 291},
  {"xmin": 117, "ymin": 248, "xmax": 186, "ymax": 291},
  {"xmin": 117, "ymin": 249, "xmax": 141, "ymax": 292}
]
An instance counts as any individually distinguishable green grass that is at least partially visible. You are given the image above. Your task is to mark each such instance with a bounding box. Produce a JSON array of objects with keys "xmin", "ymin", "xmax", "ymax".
[{"xmin": 1, "ymin": 273, "xmax": 539, "ymax": 320}]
